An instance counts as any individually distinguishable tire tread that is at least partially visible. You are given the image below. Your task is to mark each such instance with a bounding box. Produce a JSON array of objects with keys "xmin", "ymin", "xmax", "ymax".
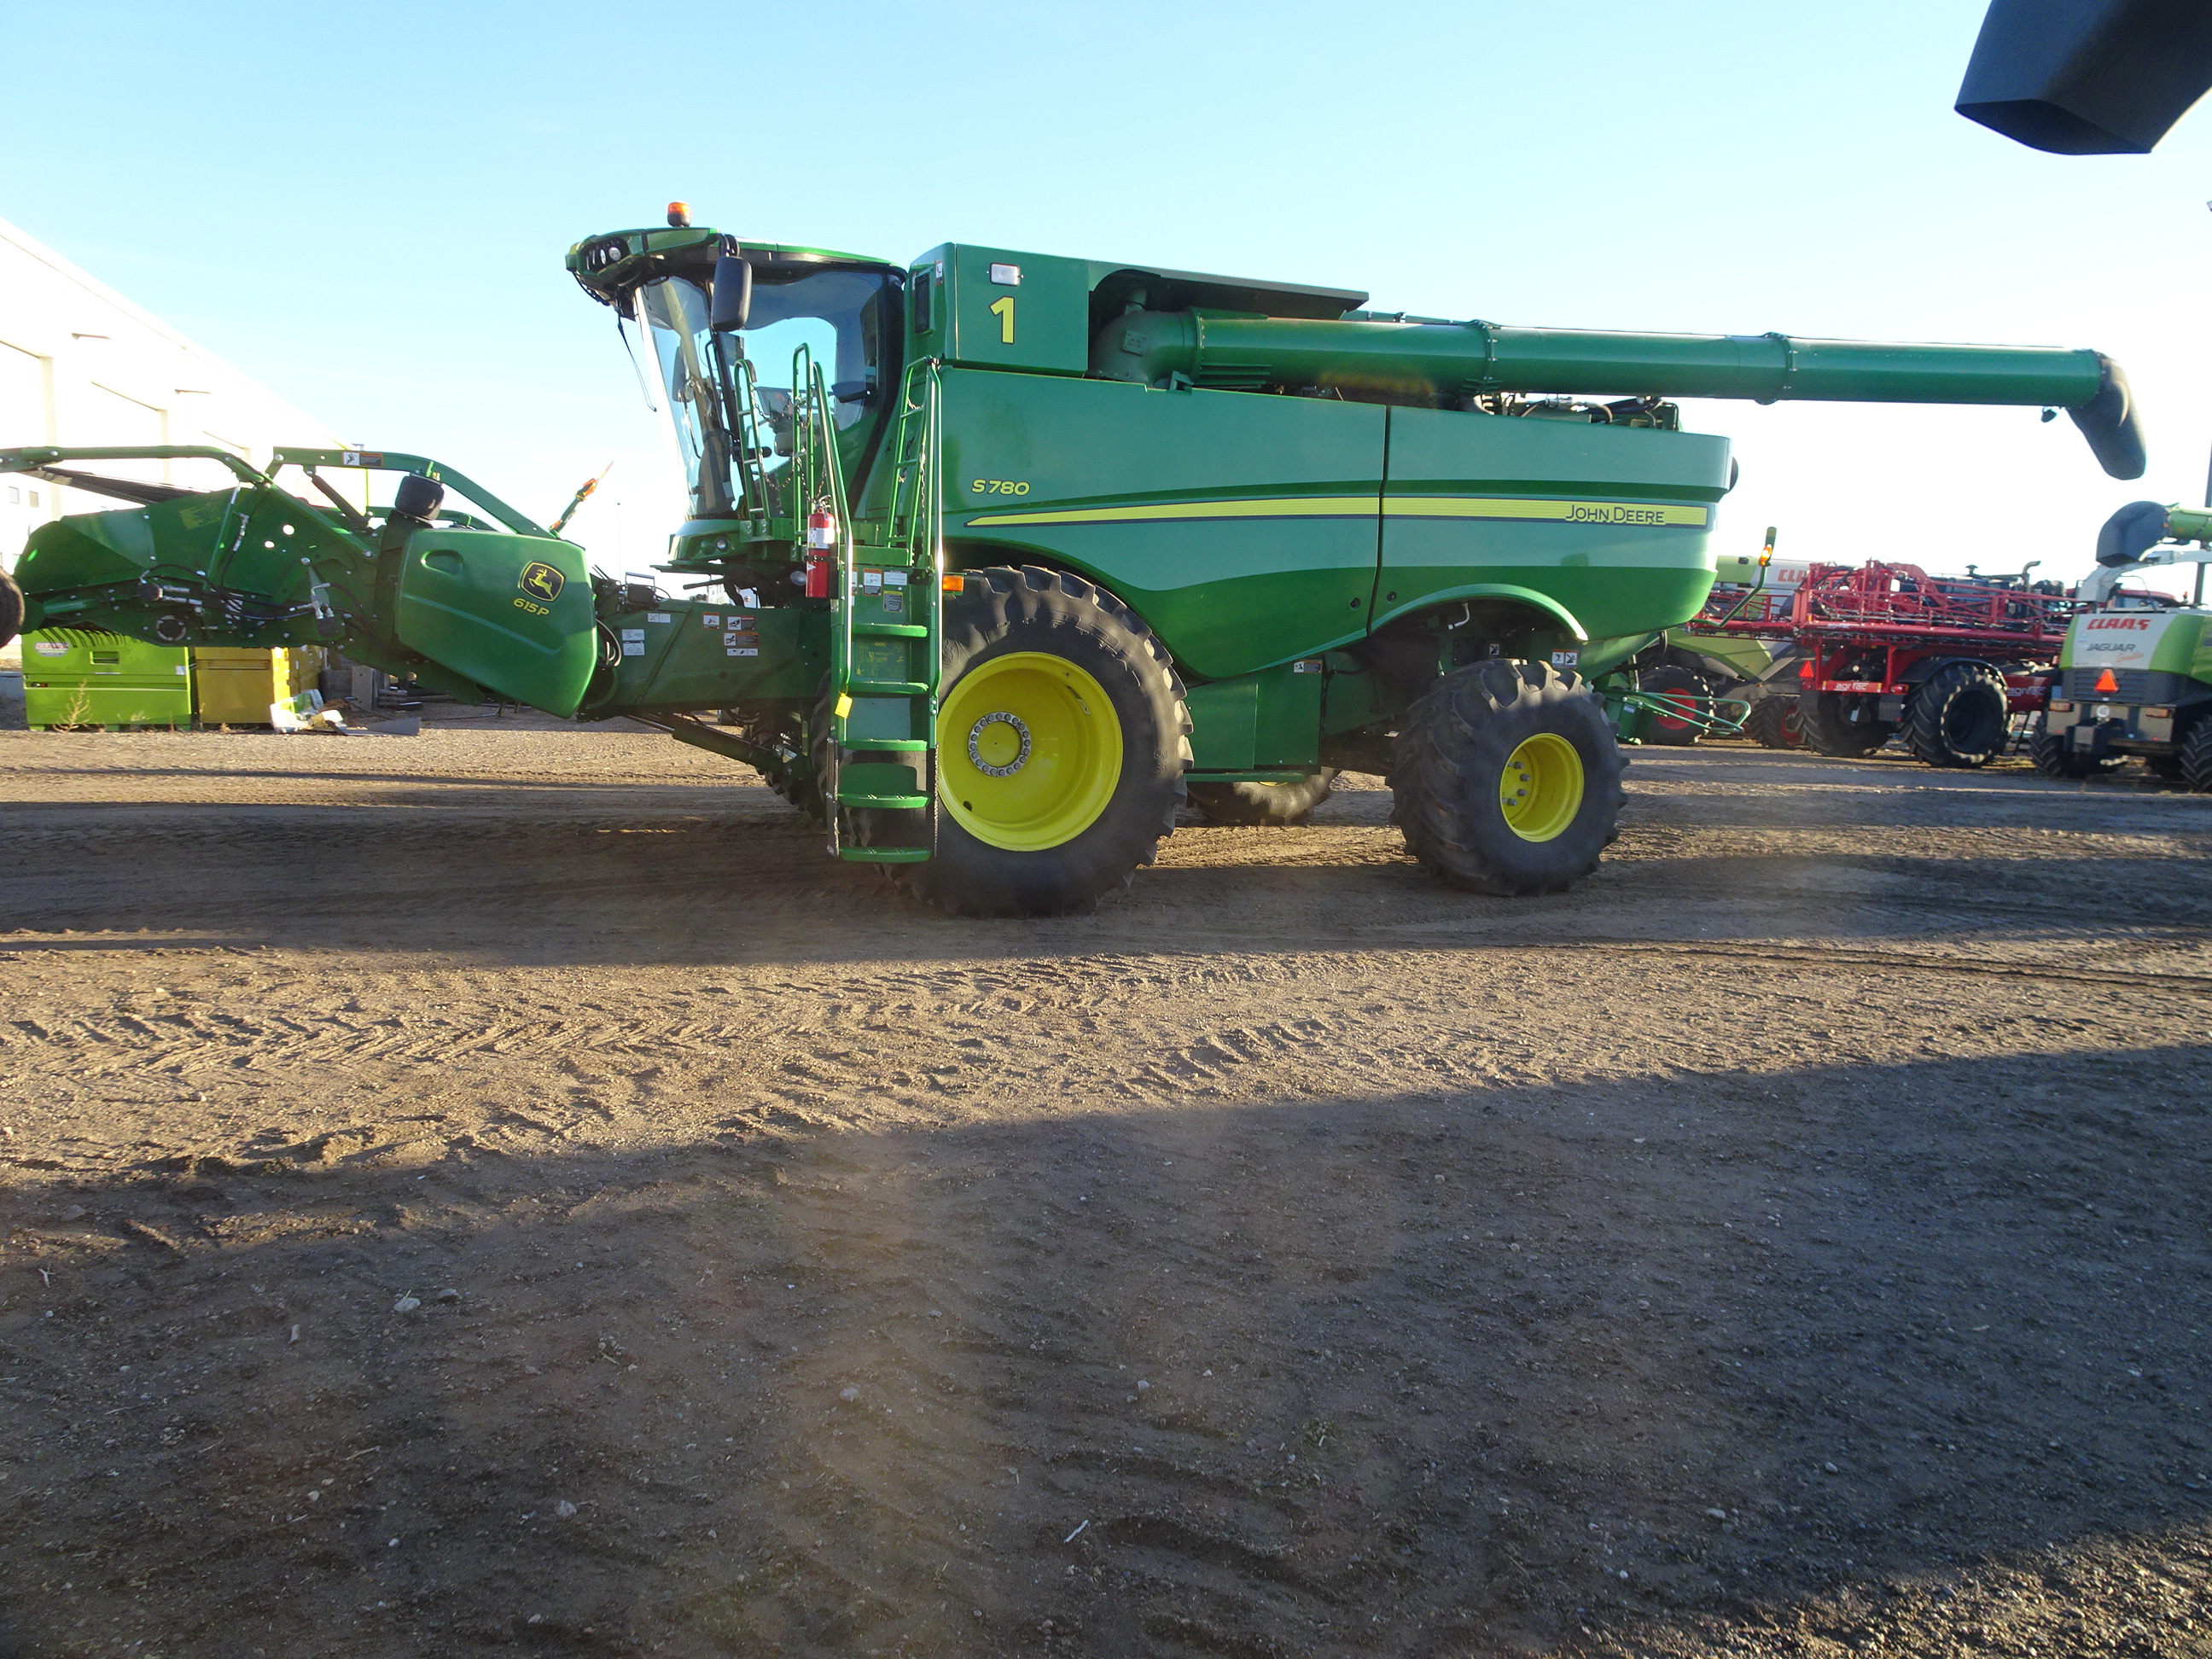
[
  {"xmin": 1388, "ymin": 660, "xmax": 1625, "ymax": 897},
  {"xmin": 870, "ymin": 566, "xmax": 1189, "ymax": 917}
]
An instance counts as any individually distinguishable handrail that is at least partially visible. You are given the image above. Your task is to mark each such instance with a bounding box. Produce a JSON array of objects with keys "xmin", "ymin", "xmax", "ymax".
[{"xmin": 0, "ymin": 444, "xmax": 271, "ymax": 487}]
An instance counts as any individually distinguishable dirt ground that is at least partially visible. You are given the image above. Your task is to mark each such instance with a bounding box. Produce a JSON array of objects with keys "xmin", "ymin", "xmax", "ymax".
[{"xmin": 1, "ymin": 713, "xmax": 2208, "ymax": 1658}]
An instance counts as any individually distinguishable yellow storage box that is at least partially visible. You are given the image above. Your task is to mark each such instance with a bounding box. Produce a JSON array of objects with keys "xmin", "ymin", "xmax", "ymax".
[{"xmin": 191, "ymin": 647, "xmax": 324, "ymax": 726}]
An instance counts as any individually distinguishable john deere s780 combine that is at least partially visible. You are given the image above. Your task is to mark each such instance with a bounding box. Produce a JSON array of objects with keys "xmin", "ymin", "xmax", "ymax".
[{"xmin": 0, "ymin": 207, "xmax": 2147, "ymax": 915}]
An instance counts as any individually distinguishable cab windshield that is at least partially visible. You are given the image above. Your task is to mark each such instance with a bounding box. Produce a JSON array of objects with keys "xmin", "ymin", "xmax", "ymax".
[
  {"xmin": 633, "ymin": 265, "xmax": 895, "ymax": 524},
  {"xmin": 741, "ymin": 266, "xmax": 894, "ymax": 432}
]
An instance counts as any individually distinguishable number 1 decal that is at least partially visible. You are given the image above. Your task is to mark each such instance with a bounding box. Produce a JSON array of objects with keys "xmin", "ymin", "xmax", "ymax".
[{"xmin": 989, "ymin": 294, "xmax": 1016, "ymax": 344}]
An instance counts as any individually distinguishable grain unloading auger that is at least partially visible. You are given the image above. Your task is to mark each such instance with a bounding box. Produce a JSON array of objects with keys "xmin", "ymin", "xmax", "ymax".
[{"xmin": 0, "ymin": 209, "xmax": 2150, "ymax": 916}]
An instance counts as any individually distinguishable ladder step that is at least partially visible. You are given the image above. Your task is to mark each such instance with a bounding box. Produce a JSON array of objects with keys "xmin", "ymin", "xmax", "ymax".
[
  {"xmin": 837, "ymin": 791, "xmax": 929, "ymax": 809},
  {"xmin": 845, "ymin": 679, "xmax": 930, "ymax": 696},
  {"xmin": 852, "ymin": 622, "xmax": 929, "ymax": 638},
  {"xmin": 840, "ymin": 847, "xmax": 930, "ymax": 864}
]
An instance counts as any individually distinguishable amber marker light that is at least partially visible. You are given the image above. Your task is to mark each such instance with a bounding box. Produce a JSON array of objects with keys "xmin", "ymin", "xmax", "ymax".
[{"xmin": 667, "ymin": 201, "xmax": 691, "ymax": 227}]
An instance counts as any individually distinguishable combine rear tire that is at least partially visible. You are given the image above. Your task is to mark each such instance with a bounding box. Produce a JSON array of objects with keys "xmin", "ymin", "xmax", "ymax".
[
  {"xmin": 1746, "ymin": 696, "xmax": 1805, "ymax": 749},
  {"xmin": 2180, "ymin": 720, "xmax": 2212, "ymax": 793},
  {"xmin": 0, "ymin": 568, "xmax": 20, "ymax": 649},
  {"xmin": 1390, "ymin": 659, "xmax": 1625, "ymax": 896},
  {"xmin": 869, "ymin": 567, "xmax": 1189, "ymax": 917},
  {"xmin": 1904, "ymin": 661, "xmax": 2010, "ymax": 768},
  {"xmin": 1799, "ymin": 690, "xmax": 1893, "ymax": 758},
  {"xmin": 2029, "ymin": 727, "xmax": 2122, "ymax": 779},
  {"xmin": 1637, "ymin": 666, "xmax": 1705, "ymax": 747},
  {"xmin": 1186, "ymin": 770, "xmax": 1337, "ymax": 826}
]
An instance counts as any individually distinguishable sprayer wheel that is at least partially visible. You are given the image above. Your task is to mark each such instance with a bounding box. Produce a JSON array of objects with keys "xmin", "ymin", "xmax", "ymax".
[
  {"xmin": 1799, "ymin": 690, "xmax": 1893, "ymax": 758},
  {"xmin": 1904, "ymin": 660, "xmax": 2010, "ymax": 768},
  {"xmin": 1636, "ymin": 665, "xmax": 1706, "ymax": 747},
  {"xmin": 1746, "ymin": 696, "xmax": 1805, "ymax": 749},
  {"xmin": 1389, "ymin": 659, "xmax": 1624, "ymax": 897},
  {"xmin": 859, "ymin": 567, "xmax": 1190, "ymax": 917},
  {"xmin": 1186, "ymin": 770, "xmax": 1338, "ymax": 826}
]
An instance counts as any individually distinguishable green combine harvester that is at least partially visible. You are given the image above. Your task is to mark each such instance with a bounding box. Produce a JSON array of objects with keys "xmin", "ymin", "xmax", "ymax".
[{"xmin": 0, "ymin": 207, "xmax": 2149, "ymax": 915}]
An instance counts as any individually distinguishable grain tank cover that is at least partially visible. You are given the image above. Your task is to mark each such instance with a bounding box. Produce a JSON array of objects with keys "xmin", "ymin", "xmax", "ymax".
[{"xmin": 1085, "ymin": 264, "xmax": 1367, "ymax": 329}]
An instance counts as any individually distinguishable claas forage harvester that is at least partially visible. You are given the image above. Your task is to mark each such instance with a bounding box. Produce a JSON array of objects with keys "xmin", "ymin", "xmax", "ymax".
[{"xmin": 0, "ymin": 207, "xmax": 2148, "ymax": 916}]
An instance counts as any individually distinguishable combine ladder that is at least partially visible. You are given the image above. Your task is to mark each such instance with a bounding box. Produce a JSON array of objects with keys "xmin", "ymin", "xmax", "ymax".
[{"xmin": 817, "ymin": 358, "xmax": 945, "ymax": 863}]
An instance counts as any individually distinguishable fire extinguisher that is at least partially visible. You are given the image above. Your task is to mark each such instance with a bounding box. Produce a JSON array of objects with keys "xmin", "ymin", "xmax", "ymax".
[{"xmin": 803, "ymin": 502, "xmax": 836, "ymax": 599}]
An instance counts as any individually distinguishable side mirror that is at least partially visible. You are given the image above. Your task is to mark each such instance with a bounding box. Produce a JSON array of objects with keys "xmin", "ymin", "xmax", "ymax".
[
  {"xmin": 710, "ymin": 250, "xmax": 753, "ymax": 332},
  {"xmin": 393, "ymin": 474, "xmax": 446, "ymax": 522}
]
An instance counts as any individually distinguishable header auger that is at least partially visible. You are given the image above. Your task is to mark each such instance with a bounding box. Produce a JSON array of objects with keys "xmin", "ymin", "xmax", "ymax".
[{"xmin": 0, "ymin": 211, "xmax": 2152, "ymax": 915}]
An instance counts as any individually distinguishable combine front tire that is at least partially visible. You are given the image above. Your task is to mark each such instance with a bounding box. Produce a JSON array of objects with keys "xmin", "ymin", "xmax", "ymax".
[
  {"xmin": 1187, "ymin": 770, "xmax": 1338, "ymax": 826},
  {"xmin": 1746, "ymin": 696, "xmax": 1805, "ymax": 749},
  {"xmin": 1636, "ymin": 666, "xmax": 1705, "ymax": 747},
  {"xmin": 1904, "ymin": 661, "xmax": 2010, "ymax": 768},
  {"xmin": 1799, "ymin": 690, "xmax": 1892, "ymax": 758},
  {"xmin": 1390, "ymin": 660, "xmax": 1625, "ymax": 896},
  {"xmin": 872, "ymin": 567, "xmax": 1189, "ymax": 917},
  {"xmin": 0, "ymin": 568, "xmax": 21, "ymax": 649}
]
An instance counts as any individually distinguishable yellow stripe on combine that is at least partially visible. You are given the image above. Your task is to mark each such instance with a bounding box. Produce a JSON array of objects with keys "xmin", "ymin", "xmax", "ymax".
[
  {"xmin": 966, "ymin": 496, "xmax": 1709, "ymax": 529},
  {"xmin": 968, "ymin": 496, "xmax": 1373, "ymax": 526}
]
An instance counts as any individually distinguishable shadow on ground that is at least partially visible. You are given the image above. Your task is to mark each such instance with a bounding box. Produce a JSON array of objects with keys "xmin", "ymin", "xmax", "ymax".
[{"xmin": 3, "ymin": 1045, "xmax": 2208, "ymax": 1657}]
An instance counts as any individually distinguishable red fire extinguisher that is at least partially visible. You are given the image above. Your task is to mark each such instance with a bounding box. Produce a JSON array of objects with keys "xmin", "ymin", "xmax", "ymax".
[{"xmin": 803, "ymin": 503, "xmax": 836, "ymax": 598}]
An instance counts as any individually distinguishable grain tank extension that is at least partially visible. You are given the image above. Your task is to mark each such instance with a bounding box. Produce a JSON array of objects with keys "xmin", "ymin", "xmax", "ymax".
[{"xmin": 0, "ymin": 212, "xmax": 2148, "ymax": 916}]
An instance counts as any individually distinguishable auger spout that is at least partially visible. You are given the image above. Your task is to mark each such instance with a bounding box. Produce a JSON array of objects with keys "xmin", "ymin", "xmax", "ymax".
[{"xmin": 1091, "ymin": 315, "xmax": 2145, "ymax": 479}]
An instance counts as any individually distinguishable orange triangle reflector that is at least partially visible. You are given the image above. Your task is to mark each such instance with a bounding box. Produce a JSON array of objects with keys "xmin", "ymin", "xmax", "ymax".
[{"xmin": 2095, "ymin": 669, "xmax": 2120, "ymax": 693}]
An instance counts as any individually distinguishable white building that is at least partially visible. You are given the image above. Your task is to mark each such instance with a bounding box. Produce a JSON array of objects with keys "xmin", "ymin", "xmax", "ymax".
[{"xmin": 1, "ymin": 213, "xmax": 347, "ymax": 588}]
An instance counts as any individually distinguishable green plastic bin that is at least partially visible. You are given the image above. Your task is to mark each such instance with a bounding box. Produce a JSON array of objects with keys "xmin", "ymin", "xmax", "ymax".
[{"xmin": 21, "ymin": 629, "xmax": 195, "ymax": 730}]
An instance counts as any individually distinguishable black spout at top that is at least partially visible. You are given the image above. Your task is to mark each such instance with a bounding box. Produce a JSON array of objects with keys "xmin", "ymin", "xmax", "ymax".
[{"xmin": 1959, "ymin": 0, "xmax": 2212, "ymax": 154}]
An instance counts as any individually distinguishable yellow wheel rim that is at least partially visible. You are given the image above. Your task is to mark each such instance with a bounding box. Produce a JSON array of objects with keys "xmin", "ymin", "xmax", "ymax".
[
  {"xmin": 1498, "ymin": 732, "xmax": 1584, "ymax": 842},
  {"xmin": 939, "ymin": 652, "xmax": 1122, "ymax": 851}
]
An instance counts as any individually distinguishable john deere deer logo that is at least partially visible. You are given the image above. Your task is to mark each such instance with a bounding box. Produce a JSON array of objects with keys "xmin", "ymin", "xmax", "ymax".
[{"xmin": 519, "ymin": 562, "xmax": 565, "ymax": 602}]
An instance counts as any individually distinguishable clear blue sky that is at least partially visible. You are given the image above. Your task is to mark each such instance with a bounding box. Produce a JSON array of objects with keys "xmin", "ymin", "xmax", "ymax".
[{"xmin": 8, "ymin": 0, "xmax": 2209, "ymax": 586}]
